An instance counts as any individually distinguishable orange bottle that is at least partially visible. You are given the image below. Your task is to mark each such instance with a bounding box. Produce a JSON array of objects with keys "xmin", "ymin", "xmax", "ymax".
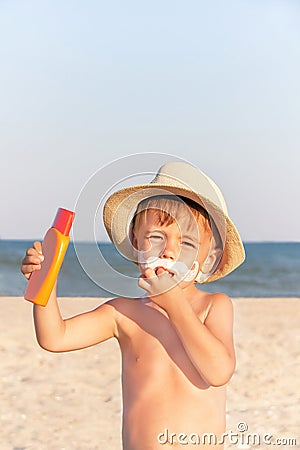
[{"xmin": 24, "ymin": 208, "xmax": 75, "ymax": 306}]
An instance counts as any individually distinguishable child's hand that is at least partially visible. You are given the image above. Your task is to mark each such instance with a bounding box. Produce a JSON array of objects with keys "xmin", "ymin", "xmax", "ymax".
[
  {"xmin": 138, "ymin": 267, "xmax": 182, "ymax": 311},
  {"xmin": 21, "ymin": 241, "xmax": 44, "ymax": 280}
]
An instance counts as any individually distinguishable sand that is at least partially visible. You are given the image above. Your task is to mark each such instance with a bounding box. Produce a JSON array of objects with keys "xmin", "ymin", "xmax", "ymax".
[{"xmin": 0, "ymin": 297, "xmax": 299, "ymax": 450}]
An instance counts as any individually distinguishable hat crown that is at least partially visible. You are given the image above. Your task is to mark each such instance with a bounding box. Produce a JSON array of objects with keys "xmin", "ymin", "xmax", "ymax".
[{"xmin": 151, "ymin": 162, "xmax": 228, "ymax": 215}]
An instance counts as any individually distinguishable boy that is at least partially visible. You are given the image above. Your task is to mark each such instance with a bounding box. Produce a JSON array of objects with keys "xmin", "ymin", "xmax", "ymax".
[{"xmin": 21, "ymin": 161, "xmax": 245, "ymax": 449}]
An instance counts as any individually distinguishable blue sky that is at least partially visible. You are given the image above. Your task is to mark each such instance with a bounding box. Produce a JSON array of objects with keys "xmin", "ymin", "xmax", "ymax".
[{"xmin": 1, "ymin": 0, "xmax": 299, "ymax": 241}]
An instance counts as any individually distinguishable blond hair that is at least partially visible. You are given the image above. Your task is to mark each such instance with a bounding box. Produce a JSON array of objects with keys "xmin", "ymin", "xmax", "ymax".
[{"xmin": 131, "ymin": 195, "xmax": 212, "ymax": 238}]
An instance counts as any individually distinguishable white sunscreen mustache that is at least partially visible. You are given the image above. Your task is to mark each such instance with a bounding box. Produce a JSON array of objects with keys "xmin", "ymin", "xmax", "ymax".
[{"xmin": 141, "ymin": 257, "xmax": 199, "ymax": 282}]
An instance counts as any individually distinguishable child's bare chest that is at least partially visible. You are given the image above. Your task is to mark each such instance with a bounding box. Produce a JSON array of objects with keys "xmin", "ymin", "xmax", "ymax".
[
  {"xmin": 120, "ymin": 302, "xmax": 182, "ymax": 355},
  {"xmin": 118, "ymin": 302, "xmax": 209, "ymax": 390}
]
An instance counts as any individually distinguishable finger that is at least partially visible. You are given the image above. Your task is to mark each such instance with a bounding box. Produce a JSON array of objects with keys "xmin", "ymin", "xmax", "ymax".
[
  {"xmin": 26, "ymin": 247, "xmax": 37, "ymax": 256},
  {"xmin": 138, "ymin": 276, "xmax": 151, "ymax": 291},
  {"xmin": 154, "ymin": 267, "xmax": 170, "ymax": 280},
  {"xmin": 22, "ymin": 254, "xmax": 44, "ymax": 265},
  {"xmin": 25, "ymin": 247, "xmax": 44, "ymax": 261},
  {"xmin": 143, "ymin": 267, "xmax": 156, "ymax": 279},
  {"xmin": 33, "ymin": 241, "xmax": 43, "ymax": 254},
  {"xmin": 21, "ymin": 263, "xmax": 41, "ymax": 277},
  {"xmin": 156, "ymin": 267, "xmax": 167, "ymax": 276}
]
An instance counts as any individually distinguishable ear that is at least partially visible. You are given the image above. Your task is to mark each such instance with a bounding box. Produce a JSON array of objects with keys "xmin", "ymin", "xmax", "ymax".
[
  {"xmin": 129, "ymin": 224, "xmax": 138, "ymax": 249},
  {"xmin": 201, "ymin": 247, "xmax": 222, "ymax": 274},
  {"xmin": 129, "ymin": 228, "xmax": 139, "ymax": 263},
  {"xmin": 131, "ymin": 234, "xmax": 138, "ymax": 250},
  {"xmin": 185, "ymin": 261, "xmax": 199, "ymax": 282}
]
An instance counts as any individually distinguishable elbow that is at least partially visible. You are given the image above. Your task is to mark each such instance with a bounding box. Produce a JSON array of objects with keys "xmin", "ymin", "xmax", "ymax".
[
  {"xmin": 36, "ymin": 337, "xmax": 63, "ymax": 353},
  {"xmin": 39, "ymin": 344, "xmax": 64, "ymax": 353},
  {"xmin": 35, "ymin": 324, "xmax": 66, "ymax": 353},
  {"xmin": 37, "ymin": 341, "xmax": 55, "ymax": 352},
  {"xmin": 207, "ymin": 361, "xmax": 236, "ymax": 387},
  {"xmin": 209, "ymin": 373, "xmax": 234, "ymax": 387}
]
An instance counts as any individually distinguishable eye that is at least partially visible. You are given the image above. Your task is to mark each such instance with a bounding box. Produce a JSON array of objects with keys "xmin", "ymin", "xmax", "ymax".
[
  {"xmin": 181, "ymin": 240, "xmax": 196, "ymax": 249},
  {"xmin": 147, "ymin": 235, "xmax": 164, "ymax": 241}
]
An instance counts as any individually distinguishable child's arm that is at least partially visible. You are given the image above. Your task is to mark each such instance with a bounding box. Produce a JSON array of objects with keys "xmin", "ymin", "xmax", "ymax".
[
  {"xmin": 167, "ymin": 292, "xmax": 235, "ymax": 387},
  {"xmin": 21, "ymin": 242, "xmax": 118, "ymax": 352},
  {"xmin": 139, "ymin": 269, "xmax": 235, "ymax": 387}
]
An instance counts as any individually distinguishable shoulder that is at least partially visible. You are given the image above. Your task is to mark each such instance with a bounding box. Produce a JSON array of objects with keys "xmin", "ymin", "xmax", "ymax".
[
  {"xmin": 210, "ymin": 292, "xmax": 233, "ymax": 306},
  {"xmin": 104, "ymin": 297, "xmax": 148, "ymax": 339},
  {"xmin": 202, "ymin": 292, "xmax": 233, "ymax": 323},
  {"xmin": 88, "ymin": 297, "xmax": 133, "ymax": 323},
  {"xmin": 104, "ymin": 296, "xmax": 143, "ymax": 319},
  {"xmin": 106, "ymin": 296, "xmax": 140, "ymax": 310}
]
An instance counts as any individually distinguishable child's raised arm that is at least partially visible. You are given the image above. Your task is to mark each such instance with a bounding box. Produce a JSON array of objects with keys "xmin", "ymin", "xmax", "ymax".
[{"xmin": 21, "ymin": 243, "xmax": 118, "ymax": 353}]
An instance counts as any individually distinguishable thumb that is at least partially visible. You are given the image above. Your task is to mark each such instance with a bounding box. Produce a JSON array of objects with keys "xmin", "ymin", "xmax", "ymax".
[
  {"xmin": 33, "ymin": 241, "xmax": 43, "ymax": 255},
  {"xmin": 138, "ymin": 276, "xmax": 151, "ymax": 291}
]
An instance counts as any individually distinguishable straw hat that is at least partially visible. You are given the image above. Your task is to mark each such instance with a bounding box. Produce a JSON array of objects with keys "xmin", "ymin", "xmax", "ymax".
[{"xmin": 103, "ymin": 161, "xmax": 245, "ymax": 283}]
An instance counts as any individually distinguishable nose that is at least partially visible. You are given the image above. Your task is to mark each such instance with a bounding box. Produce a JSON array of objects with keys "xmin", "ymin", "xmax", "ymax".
[{"xmin": 160, "ymin": 238, "xmax": 178, "ymax": 260}]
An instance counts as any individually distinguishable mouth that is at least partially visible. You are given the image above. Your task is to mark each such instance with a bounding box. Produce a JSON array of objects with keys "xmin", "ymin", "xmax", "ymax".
[{"xmin": 153, "ymin": 266, "xmax": 175, "ymax": 277}]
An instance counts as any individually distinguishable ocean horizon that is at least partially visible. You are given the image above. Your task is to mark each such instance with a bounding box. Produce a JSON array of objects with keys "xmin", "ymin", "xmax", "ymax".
[{"xmin": 1, "ymin": 240, "xmax": 299, "ymax": 298}]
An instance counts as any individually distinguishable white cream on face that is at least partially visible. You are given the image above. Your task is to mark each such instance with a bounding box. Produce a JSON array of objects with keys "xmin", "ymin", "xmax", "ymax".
[
  {"xmin": 134, "ymin": 206, "xmax": 222, "ymax": 285},
  {"xmin": 139, "ymin": 256, "xmax": 199, "ymax": 282}
]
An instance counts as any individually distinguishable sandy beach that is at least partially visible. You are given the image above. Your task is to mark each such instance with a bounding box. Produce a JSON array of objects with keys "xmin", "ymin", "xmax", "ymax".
[{"xmin": 0, "ymin": 297, "xmax": 299, "ymax": 450}]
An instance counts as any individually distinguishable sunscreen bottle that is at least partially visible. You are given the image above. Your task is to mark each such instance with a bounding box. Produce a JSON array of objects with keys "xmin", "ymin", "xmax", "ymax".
[{"xmin": 24, "ymin": 208, "xmax": 75, "ymax": 306}]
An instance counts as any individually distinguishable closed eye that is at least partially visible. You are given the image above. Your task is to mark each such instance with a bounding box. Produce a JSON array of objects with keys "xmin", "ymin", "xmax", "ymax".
[
  {"xmin": 147, "ymin": 235, "xmax": 164, "ymax": 241},
  {"xmin": 182, "ymin": 241, "xmax": 197, "ymax": 248}
]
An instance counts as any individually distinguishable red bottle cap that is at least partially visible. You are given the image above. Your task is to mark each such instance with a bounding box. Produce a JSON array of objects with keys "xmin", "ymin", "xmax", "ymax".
[{"xmin": 52, "ymin": 208, "xmax": 75, "ymax": 236}]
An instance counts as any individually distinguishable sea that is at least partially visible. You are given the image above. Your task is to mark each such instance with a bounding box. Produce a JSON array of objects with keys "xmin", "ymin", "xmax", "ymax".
[{"xmin": 1, "ymin": 240, "xmax": 299, "ymax": 298}]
